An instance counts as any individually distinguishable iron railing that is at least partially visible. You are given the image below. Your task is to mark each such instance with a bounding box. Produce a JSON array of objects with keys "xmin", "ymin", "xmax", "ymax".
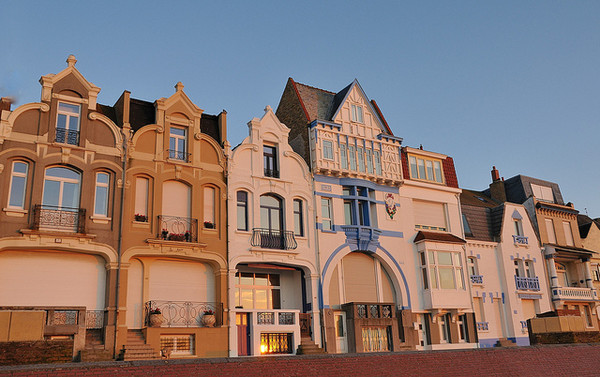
[
  {"xmin": 167, "ymin": 149, "xmax": 191, "ymax": 162},
  {"xmin": 31, "ymin": 204, "xmax": 86, "ymax": 233},
  {"xmin": 264, "ymin": 168, "xmax": 280, "ymax": 178},
  {"xmin": 515, "ymin": 276, "xmax": 540, "ymax": 291},
  {"xmin": 144, "ymin": 300, "xmax": 222, "ymax": 327},
  {"xmin": 55, "ymin": 128, "xmax": 80, "ymax": 145},
  {"xmin": 512, "ymin": 235, "xmax": 529, "ymax": 244},
  {"xmin": 260, "ymin": 333, "xmax": 293, "ymax": 354},
  {"xmin": 85, "ymin": 310, "xmax": 105, "ymax": 329},
  {"xmin": 250, "ymin": 228, "xmax": 297, "ymax": 250},
  {"xmin": 470, "ymin": 275, "xmax": 483, "ymax": 285},
  {"xmin": 157, "ymin": 215, "xmax": 198, "ymax": 242},
  {"xmin": 356, "ymin": 304, "xmax": 393, "ymax": 319},
  {"xmin": 476, "ymin": 322, "xmax": 489, "ymax": 331}
]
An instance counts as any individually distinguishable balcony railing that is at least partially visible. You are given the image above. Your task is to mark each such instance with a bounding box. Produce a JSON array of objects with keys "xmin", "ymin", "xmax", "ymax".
[
  {"xmin": 250, "ymin": 228, "xmax": 297, "ymax": 250},
  {"xmin": 55, "ymin": 128, "xmax": 79, "ymax": 145},
  {"xmin": 85, "ymin": 310, "xmax": 105, "ymax": 329},
  {"xmin": 512, "ymin": 235, "xmax": 529, "ymax": 245},
  {"xmin": 264, "ymin": 168, "xmax": 280, "ymax": 178},
  {"xmin": 470, "ymin": 275, "xmax": 483, "ymax": 285},
  {"xmin": 355, "ymin": 303, "xmax": 394, "ymax": 319},
  {"xmin": 552, "ymin": 286, "xmax": 598, "ymax": 301},
  {"xmin": 256, "ymin": 311, "xmax": 297, "ymax": 325},
  {"xmin": 515, "ymin": 276, "xmax": 540, "ymax": 291},
  {"xmin": 157, "ymin": 215, "xmax": 198, "ymax": 242},
  {"xmin": 477, "ymin": 321, "xmax": 489, "ymax": 331},
  {"xmin": 144, "ymin": 300, "xmax": 222, "ymax": 327},
  {"xmin": 167, "ymin": 149, "xmax": 191, "ymax": 162},
  {"xmin": 31, "ymin": 204, "xmax": 86, "ymax": 233}
]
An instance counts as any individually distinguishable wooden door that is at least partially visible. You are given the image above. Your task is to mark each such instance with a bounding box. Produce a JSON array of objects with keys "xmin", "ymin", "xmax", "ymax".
[{"xmin": 236, "ymin": 313, "xmax": 250, "ymax": 356}]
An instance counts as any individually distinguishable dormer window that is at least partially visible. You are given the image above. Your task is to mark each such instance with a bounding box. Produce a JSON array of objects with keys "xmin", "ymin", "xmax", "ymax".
[
  {"xmin": 169, "ymin": 127, "xmax": 188, "ymax": 161},
  {"xmin": 409, "ymin": 155, "xmax": 444, "ymax": 183},
  {"xmin": 56, "ymin": 102, "xmax": 80, "ymax": 145},
  {"xmin": 351, "ymin": 104, "xmax": 364, "ymax": 123},
  {"xmin": 531, "ymin": 184, "xmax": 554, "ymax": 203}
]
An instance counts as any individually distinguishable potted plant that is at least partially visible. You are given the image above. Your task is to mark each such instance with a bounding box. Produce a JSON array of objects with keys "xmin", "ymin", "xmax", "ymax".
[
  {"xmin": 134, "ymin": 213, "xmax": 148, "ymax": 222},
  {"xmin": 201, "ymin": 309, "xmax": 216, "ymax": 327},
  {"xmin": 161, "ymin": 228, "xmax": 169, "ymax": 240},
  {"xmin": 184, "ymin": 230, "xmax": 191, "ymax": 242},
  {"xmin": 148, "ymin": 307, "xmax": 164, "ymax": 327},
  {"xmin": 168, "ymin": 233, "xmax": 185, "ymax": 242},
  {"xmin": 204, "ymin": 221, "xmax": 215, "ymax": 229}
]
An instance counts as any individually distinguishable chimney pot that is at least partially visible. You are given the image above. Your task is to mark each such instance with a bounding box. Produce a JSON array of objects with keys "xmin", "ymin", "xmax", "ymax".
[{"xmin": 491, "ymin": 166, "xmax": 500, "ymax": 182}]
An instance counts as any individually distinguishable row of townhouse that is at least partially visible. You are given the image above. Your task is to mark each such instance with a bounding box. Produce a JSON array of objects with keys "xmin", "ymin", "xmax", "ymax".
[{"xmin": 0, "ymin": 56, "xmax": 598, "ymax": 362}]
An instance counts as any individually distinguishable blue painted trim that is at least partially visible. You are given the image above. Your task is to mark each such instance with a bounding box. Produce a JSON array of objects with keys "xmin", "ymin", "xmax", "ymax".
[
  {"xmin": 502, "ymin": 292, "xmax": 505, "ymax": 304},
  {"xmin": 512, "ymin": 336, "xmax": 530, "ymax": 346},
  {"xmin": 379, "ymin": 230, "xmax": 404, "ymax": 238},
  {"xmin": 313, "ymin": 174, "xmax": 400, "ymax": 194},
  {"xmin": 482, "ymin": 292, "xmax": 486, "ymax": 303},
  {"xmin": 376, "ymin": 133, "xmax": 403, "ymax": 144},
  {"xmin": 479, "ymin": 338, "xmax": 499, "ymax": 348},
  {"xmin": 310, "ymin": 119, "xmax": 342, "ymax": 129}
]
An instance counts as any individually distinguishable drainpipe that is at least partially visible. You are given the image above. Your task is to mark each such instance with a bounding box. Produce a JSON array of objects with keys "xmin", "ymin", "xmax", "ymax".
[
  {"xmin": 113, "ymin": 93, "xmax": 130, "ymax": 358},
  {"xmin": 310, "ymin": 172, "xmax": 324, "ymax": 348}
]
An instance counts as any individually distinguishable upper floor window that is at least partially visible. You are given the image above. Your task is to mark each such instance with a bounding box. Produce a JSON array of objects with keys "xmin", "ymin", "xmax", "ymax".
[
  {"xmin": 93, "ymin": 172, "xmax": 110, "ymax": 217},
  {"xmin": 467, "ymin": 256, "xmax": 478, "ymax": 277},
  {"xmin": 462, "ymin": 214, "xmax": 473, "ymax": 237},
  {"xmin": 414, "ymin": 200, "xmax": 447, "ymax": 231},
  {"xmin": 545, "ymin": 218, "xmax": 557, "ymax": 244},
  {"xmin": 409, "ymin": 155, "xmax": 443, "ymax": 183},
  {"xmin": 293, "ymin": 199, "xmax": 304, "ymax": 237},
  {"xmin": 514, "ymin": 219, "xmax": 524, "ymax": 236},
  {"xmin": 56, "ymin": 102, "xmax": 80, "ymax": 145},
  {"xmin": 340, "ymin": 144, "xmax": 348, "ymax": 169},
  {"xmin": 563, "ymin": 221, "xmax": 574, "ymax": 246},
  {"xmin": 531, "ymin": 184, "xmax": 554, "ymax": 203},
  {"xmin": 321, "ymin": 197, "xmax": 333, "ymax": 231},
  {"xmin": 263, "ymin": 145, "xmax": 279, "ymax": 178},
  {"xmin": 204, "ymin": 186, "xmax": 216, "ymax": 228},
  {"xmin": 42, "ymin": 167, "xmax": 81, "ymax": 209},
  {"xmin": 366, "ymin": 149, "xmax": 373, "ymax": 174},
  {"xmin": 357, "ymin": 147, "xmax": 365, "ymax": 172},
  {"xmin": 237, "ymin": 191, "xmax": 248, "ymax": 231},
  {"xmin": 341, "ymin": 186, "xmax": 377, "ymax": 227},
  {"xmin": 348, "ymin": 145, "xmax": 357, "ymax": 171},
  {"xmin": 8, "ymin": 161, "xmax": 29, "ymax": 209},
  {"xmin": 351, "ymin": 104, "xmax": 364, "ymax": 123},
  {"xmin": 169, "ymin": 127, "xmax": 188, "ymax": 161},
  {"xmin": 260, "ymin": 194, "xmax": 282, "ymax": 231},
  {"xmin": 134, "ymin": 177, "xmax": 149, "ymax": 222},
  {"xmin": 322, "ymin": 140, "xmax": 334, "ymax": 160},
  {"xmin": 422, "ymin": 250, "xmax": 465, "ymax": 290},
  {"xmin": 374, "ymin": 150, "xmax": 382, "ymax": 175}
]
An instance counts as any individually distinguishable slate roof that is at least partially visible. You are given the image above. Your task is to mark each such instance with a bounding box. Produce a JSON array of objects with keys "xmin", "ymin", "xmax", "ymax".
[
  {"xmin": 460, "ymin": 189, "xmax": 498, "ymax": 242},
  {"xmin": 483, "ymin": 174, "xmax": 565, "ymax": 206},
  {"xmin": 578, "ymin": 214, "xmax": 600, "ymax": 238}
]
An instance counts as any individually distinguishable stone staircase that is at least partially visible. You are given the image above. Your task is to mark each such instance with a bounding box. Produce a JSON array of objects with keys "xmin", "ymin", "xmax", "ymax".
[
  {"xmin": 79, "ymin": 329, "xmax": 114, "ymax": 362},
  {"xmin": 119, "ymin": 330, "xmax": 160, "ymax": 360},
  {"xmin": 296, "ymin": 336, "xmax": 326, "ymax": 355}
]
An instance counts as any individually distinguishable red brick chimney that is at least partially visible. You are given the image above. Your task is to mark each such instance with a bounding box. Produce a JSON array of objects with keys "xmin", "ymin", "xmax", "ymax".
[{"xmin": 489, "ymin": 166, "xmax": 506, "ymax": 202}]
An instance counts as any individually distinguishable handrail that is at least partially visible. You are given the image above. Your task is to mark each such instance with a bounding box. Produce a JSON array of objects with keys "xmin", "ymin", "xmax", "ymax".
[
  {"xmin": 31, "ymin": 204, "xmax": 86, "ymax": 233},
  {"xmin": 250, "ymin": 228, "xmax": 297, "ymax": 250}
]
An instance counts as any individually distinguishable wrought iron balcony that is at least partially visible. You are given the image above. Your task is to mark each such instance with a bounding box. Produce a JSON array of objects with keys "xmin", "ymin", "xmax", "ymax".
[
  {"xmin": 31, "ymin": 204, "xmax": 86, "ymax": 233},
  {"xmin": 512, "ymin": 235, "xmax": 529, "ymax": 245},
  {"xmin": 144, "ymin": 300, "xmax": 222, "ymax": 327},
  {"xmin": 157, "ymin": 215, "xmax": 198, "ymax": 242},
  {"xmin": 470, "ymin": 275, "xmax": 483, "ymax": 285},
  {"xmin": 167, "ymin": 149, "xmax": 191, "ymax": 162},
  {"xmin": 476, "ymin": 321, "xmax": 489, "ymax": 331},
  {"xmin": 55, "ymin": 128, "xmax": 80, "ymax": 145},
  {"xmin": 264, "ymin": 168, "xmax": 280, "ymax": 178},
  {"xmin": 356, "ymin": 303, "xmax": 393, "ymax": 319},
  {"xmin": 256, "ymin": 311, "xmax": 296, "ymax": 325},
  {"xmin": 515, "ymin": 276, "xmax": 540, "ymax": 291},
  {"xmin": 250, "ymin": 228, "xmax": 297, "ymax": 250}
]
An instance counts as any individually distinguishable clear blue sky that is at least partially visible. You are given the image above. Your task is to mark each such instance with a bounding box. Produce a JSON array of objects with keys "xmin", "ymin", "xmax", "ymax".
[{"xmin": 2, "ymin": 1, "xmax": 599, "ymax": 217}]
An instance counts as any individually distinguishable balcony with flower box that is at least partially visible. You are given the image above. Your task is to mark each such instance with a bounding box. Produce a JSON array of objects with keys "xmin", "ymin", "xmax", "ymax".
[{"xmin": 155, "ymin": 215, "xmax": 198, "ymax": 243}]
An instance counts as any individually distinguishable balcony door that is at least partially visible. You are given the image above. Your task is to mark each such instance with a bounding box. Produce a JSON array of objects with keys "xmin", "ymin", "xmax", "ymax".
[
  {"xmin": 41, "ymin": 167, "xmax": 81, "ymax": 232},
  {"xmin": 260, "ymin": 194, "xmax": 283, "ymax": 248}
]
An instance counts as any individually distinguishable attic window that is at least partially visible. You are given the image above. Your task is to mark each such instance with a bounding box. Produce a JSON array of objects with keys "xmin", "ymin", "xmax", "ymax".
[
  {"xmin": 476, "ymin": 196, "xmax": 487, "ymax": 202},
  {"xmin": 462, "ymin": 214, "xmax": 473, "ymax": 237},
  {"xmin": 56, "ymin": 102, "xmax": 81, "ymax": 145},
  {"xmin": 531, "ymin": 184, "xmax": 554, "ymax": 203},
  {"xmin": 351, "ymin": 105, "xmax": 364, "ymax": 123}
]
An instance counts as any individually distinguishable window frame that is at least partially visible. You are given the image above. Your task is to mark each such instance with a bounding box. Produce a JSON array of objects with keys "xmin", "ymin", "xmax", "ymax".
[
  {"xmin": 351, "ymin": 104, "xmax": 364, "ymax": 123},
  {"xmin": 422, "ymin": 250, "xmax": 465, "ymax": 290},
  {"xmin": 263, "ymin": 145, "xmax": 279, "ymax": 178},
  {"xmin": 7, "ymin": 160, "xmax": 29, "ymax": 210},
  {"xmin": 169, "ymin": 126, "xmax": 188, "ymax": 161},
  {"xmin": 134, "ymin": 176, "xmax": 150, "ymax": 222},
  {"xmin": 341, "ymin": 185, "xmax": 377, "ymax": 228},
  {"xmin": 293, "ymin": 198, "xmax": 304, "ymax": 237},
  {"xmin": 55, "ymin": 101, "xmax": 81, "ymax": 145},
  {"xmin": 234, "ymin": 271, "xmax": 281, "ymax": 310},
  {"xmin": 93, "ymin": 171, "xmax": 110, "ymax": 217},
  {"xmin": 322, "ymin": 140, "xmax": 334, "ymax": 160},
  {"xmin": 408, "ymin": 154, "xmax": 444, "ymax": 183},
  {"xmin": 321, "ymin": 197, "xmax": 333, "ymax": 231},
  {"xmin": 237, "ymin": 191, "xmax": 249, "ymax": 232},
  {"xmin": 340, "ymin": 143, "xmax": 348, "ymax": 169},
  {"xmin": 42, "ymin": 166, "xmax": 81, "ymax": 210}
]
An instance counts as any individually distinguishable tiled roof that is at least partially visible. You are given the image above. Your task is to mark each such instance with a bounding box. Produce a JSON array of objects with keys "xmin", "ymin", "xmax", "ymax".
[
  {"xmin": 442, "ymin": 157, "xmax": 459, "ymax": 189},
  {"xmin": 294, "ymin": 81, "xmax": 336, "ymax": 122},
  {"xmin": 414, "ymin": 231, "xmax": 466, "ymax": 244}
]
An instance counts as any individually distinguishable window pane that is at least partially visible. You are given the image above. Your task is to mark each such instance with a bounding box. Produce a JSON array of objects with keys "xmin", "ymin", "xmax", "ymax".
[
  {"xmin": 59, "ymin": 102, "xmax": 80, "ymax": 113},
  {"xmin": 269, "ymin": 274, "xmax": 280, "ymax": 286},
  {"xmin": 94, "ymin": 186, "xmax": 108, "ymax": 216},
  {"xmin": 417, "ymin": 159, "xmax": 426, "ymax": 179},
  {"xmin": 430, "ymin": 267, "xmax": 438, "ymax": 288},
  {"xmin": 421, "ymin": 268, "xmax": 429, "ymax": 289},
  {"xmin": 366, "ymin": 150, "xmax": 373, "ymax": 173},
  {"xmin": 357, "ymin": 147, "xmax": 365, "ymax": 172},
  {"xmin": 255, "ymin": 274, "xmax": 268, "ymax": 286},
  {"xmin": 62, "ymin": 182, "xmax": 80, "ymax": 208},
  {"xmin": 426, "ymin": 160, "xmax": 434, "ymax": 180},
  {"xmin": 409, "ymin": 156, "xmax": 417, "ymax": 178},
  {"xmin": 241, "ymin": 289, "xmax": 253, "ymax": 309},
  {"xmin": 68, "ymin": 116, "xmax": 79, "ymax": 131},
  {"xmin": 344, "ymin": 201, "xmax": 353, "ymax": 225},
  {"xmin": 439, "ymin": 267, "xmax": 456, "ymax": 289},
  {"xmin": 204, "ymin": 187, "xmax": 215, "ymax": 224},
  {"xmin": 271, "ymin": 289, "xmax": 281, "ymax": 309},
  {"xmin": 374, "ymin": 151, "xmax": 382, "ymax": 175},
  {"xmin": 42, "ymin": 180, "xmax": 61, "ymax": 207},
  {"xmin": 97, "ymin": 173, "xmax": 109, "ymax": 184},
  {"xmin": 349, "ymin": 146, "xmax": 357, "ymax": 170},
  {"xmin": 438, "ymin": 252, "xmax": 453, "ymax": 266},
  {"xmin": 135, "ymin": 177, "xmax": 149, "ymax": 216},
  {"xmin": 240, "ymin": 273, "xmax": 253, "ymax": 285},
  {"xmin": 171, "ymin": 127, "xmax": 185, "ymax": 136},
  {"xmin": 255, "ymin": 289, "xmax": 268, "ymax": 309},
  {"xmin": 434, "ymin": 161, "xmax": 443, "ymax": 183},
  {"xmin": 46, "ymin": 167, "xmax": 79, "ymax": 180},
  {"xmin": 13, "ymin": 162, "xmax": 28, "ymax": 174},
  {"xmin": 237, "ymin": 205, "xmax": 247, "ymax": 231},
  {"xmin": 340, "ymin": 144, "xmax": 348, "ymax": 169},
  {"xmin": 9, "ymin": 176, "xmax": 26, "ymax": 208}
]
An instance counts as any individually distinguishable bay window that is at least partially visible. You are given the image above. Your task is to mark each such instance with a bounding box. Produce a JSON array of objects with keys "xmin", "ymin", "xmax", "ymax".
[{"xmin": 421, "ymin": 250, "xmax": 465, "ymax": 290}]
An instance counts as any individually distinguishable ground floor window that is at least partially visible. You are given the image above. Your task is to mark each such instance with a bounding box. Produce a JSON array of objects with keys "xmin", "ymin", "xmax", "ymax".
[
  {"xmin": 260, "ymin": 333, "xmax": 293, "ymax": 354},
  {"xmin": 160, "ymin": 335, "xmax": 194, "ymax": 356},
  {"xmin": 361, "ymin": 327, "xmax": 391, "ymax": 352},
  {"xmin": 234, "ymin": 272, "xmax": 281, "ymax": 309}
]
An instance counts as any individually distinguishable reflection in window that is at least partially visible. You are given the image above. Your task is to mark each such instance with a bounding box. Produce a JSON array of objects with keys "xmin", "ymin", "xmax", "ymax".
[
  {"xmin": 56, "ymin": 102, "xmax": 80, "ymax": 145},
  {"xmin": 42, "ymin": 167, "xmax": 81, "ymax": 209},
  {"xmin": 422, "ymin": 250, "xmax": 465, "ymax": 290},
  {"xmin": 8, "ymin": 161, "xmax": 28, "ymax": 209},
  {"xmin": 234, "ymin": 272, "xmax": 281, "ymax": 309},
  {"xmin": 293, "ymin": 199, "xmax": 304, "ymax": 236},
  {"xmin": 134, "ymin": 177, "xmax": 149, "ymax": 220},
  {"xmin": 94, "ymin": 172, "xmax": 110, "ymax": 217},
  {"xmin": 237, "ymin": 191, "xmax": 248, "ymax": 231},
  {"xmin": 169, "ymin": 127, "xmax": 187, "ymax": 161},
  {"xmin": 321, "ymin": 198, "xmax": 332, "ymax": 231}
]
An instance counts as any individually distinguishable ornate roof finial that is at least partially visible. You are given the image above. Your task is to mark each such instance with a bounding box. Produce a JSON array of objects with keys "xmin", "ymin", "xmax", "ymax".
[
  {"xmin": 175, "ymin": 82, "xmax": 184, "ymax": 92},
  {"xmin": 264, "ymin": 105, "xmax": 272, "ymax": 113},
  {"xmin": 66, "ymin": 55, "xmax": 77, "ymax": 68}
]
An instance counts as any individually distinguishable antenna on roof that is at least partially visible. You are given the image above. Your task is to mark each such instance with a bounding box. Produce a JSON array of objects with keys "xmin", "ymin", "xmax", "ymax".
[{"xmin": 585, "ymin": 208, "xmax": 589, "ymax": 216}]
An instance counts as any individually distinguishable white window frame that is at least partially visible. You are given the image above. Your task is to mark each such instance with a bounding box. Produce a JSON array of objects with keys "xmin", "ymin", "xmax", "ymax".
[
  {"xmin": 374, "ymin": 150, "xmax": 382, "ymax": 175},
  {"xmin": 340, "ymin": 143, "xmax": 348, "ymax": 169},
  {"xmin": 56, "ymin": 101, "xmax": 81, "ymax": 145},
  {"xmin": 169, "ymin": 126, "xmax": 187, "ymax": 161},
  {"xmin": 348, "ymin": 145, "xmax": 357, "ymax": 171},
  {"xmin": 357, "ymin": 147, "xmax": 365, "ymax": 172},
  {"xmin": 93, "ymin": 172, "xmax": 110, "ymax": 217},
  {"xmin": 234, "ymin": 272, "xmax": 281, "ymax": 310},
  {"xmin": 351, "ymin": 104, "xmax": 364, "ymax": 123},
  {"xmin": 7, "ymin": 161, "xmax": 28, "ymax": 209},
  {"xmin": 514, "ymin": 219, "xmax": 524, "ymax": 236},
  {"xmin": 322, "ymin": 140, "xmax": 334, "ymax": 160},
  {"xmin": 293, "ymin": 198, "xmax": 304, "ymax": 237},
  {"xmin": 423, "ymin": 250, "xmax": 465, "ymax": 290},
  {"xmin": 408, "ymin": 155, "xmax": 444, "ymax": 183},
  {"xmin": 321, "ymin": 197, "xmax": 333, "ymax": 231},
  {"xmin": 134, "ymin": 177, "xmax": 150, "ymax": 221}
]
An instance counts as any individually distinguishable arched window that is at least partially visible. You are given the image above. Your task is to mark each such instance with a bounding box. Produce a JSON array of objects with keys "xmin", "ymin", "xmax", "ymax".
[
  {"xmin": 42, "ymin": 167, "xmax": 81, "ymax": 209},
  {"xmin": 260, "ymin": 194, "xmax": 282, "ymax": 232}
]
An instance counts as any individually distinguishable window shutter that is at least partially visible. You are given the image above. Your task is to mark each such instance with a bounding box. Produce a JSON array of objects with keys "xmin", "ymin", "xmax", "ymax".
[{"xmin": 414, "ymin": 201, "xmax": 447, "ymax": 229}]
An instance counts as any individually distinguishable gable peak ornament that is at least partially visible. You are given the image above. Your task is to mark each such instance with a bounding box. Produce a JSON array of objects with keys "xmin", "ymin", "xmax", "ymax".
[{"xmin": 385, "ymin": 193, "xmax": 397, "ymax": 219}]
